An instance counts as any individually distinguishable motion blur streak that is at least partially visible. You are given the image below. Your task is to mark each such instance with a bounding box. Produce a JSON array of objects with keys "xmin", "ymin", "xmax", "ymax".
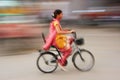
[{"xmin": 0, "ymin": 0, "xmax": 119, "ymax": 55}]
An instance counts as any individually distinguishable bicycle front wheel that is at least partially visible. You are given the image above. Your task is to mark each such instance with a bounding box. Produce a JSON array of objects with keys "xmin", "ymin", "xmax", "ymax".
[
  {"xmin": 72, "ymin": 49, "xmax": 95, "ymax": 72},
  {"xmin": 37, "ymin": 51, "xmax": 58, "ymax": 73}
]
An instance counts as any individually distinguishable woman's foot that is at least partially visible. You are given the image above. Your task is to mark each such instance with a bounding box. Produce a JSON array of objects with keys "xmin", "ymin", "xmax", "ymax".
[{"xmin": 57, "ymin": 59, "xmax": 67, "ymax": 71}]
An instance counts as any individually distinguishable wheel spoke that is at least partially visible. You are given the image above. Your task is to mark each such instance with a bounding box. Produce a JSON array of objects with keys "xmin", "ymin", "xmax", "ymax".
[
  {"xmin": 42, "ymin": 56, "xmax": 49, "ymax": 65},
  {"xmin": 37, "ymin": 52, "xmax": 58, "ymax": 73},
  {"xmin": 72, "ymin": 49, "xmax": 95, "ymax": 71}
]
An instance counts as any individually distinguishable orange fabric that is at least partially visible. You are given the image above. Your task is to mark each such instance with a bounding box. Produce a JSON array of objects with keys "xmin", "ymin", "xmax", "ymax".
[{"xmin": 55, "ymin": 34, "xmax": 67, "ymax": 49}]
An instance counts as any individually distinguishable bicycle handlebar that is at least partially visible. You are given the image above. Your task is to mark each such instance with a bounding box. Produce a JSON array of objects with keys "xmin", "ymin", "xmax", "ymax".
[{"xmin": 71, "ymin": 32, "xmax": 77, "ymax": 39}]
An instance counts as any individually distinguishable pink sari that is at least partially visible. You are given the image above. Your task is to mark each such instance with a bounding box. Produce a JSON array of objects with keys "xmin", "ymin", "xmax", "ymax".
[
  {"xmin": 43, "ymin": 19, "xmax": 59, "ymax": 50},
  {"xmin": 43, "ymin": 18, "xmax": 73, "ymax": 52},
  {"xmin": 43, "ymin": 19, "xmax": 74, "ymax": 66}
]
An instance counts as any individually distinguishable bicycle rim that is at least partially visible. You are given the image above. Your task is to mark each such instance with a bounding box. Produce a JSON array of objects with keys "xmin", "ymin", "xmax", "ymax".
[
  {"xmin": 37, "ymin": 52, "xmax": 58, "ymax": 73},
  {"xmin": 72, "ymin": 49, "xmax": 95, "ymax": 71}
]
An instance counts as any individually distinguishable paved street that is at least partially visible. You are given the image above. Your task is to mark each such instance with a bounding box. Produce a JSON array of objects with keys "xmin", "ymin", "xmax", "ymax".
[{"xmin": 0, "ymin": 26, "xmax": 120, "ymax": 80}]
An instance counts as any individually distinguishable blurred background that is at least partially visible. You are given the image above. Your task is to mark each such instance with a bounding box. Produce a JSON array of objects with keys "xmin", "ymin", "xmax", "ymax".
[
  {"xmin": 0, "ymin": 1, "xmax": 120, "ymax": 80},
  {"xmin": 0, "ymin": 0, "xmax": 120, "ymax": 56}
]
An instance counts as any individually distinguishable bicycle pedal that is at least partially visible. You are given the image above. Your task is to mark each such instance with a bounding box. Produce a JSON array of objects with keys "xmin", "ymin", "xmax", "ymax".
[{"xmin": 63, "ymin": 60, "xmax": 68, "ymax": 66}]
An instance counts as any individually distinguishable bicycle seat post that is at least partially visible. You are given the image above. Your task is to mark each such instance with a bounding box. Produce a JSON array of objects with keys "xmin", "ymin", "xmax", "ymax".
[{"xmin": 41, "ymin": 33, "xmax": 46, "ymax": 43}]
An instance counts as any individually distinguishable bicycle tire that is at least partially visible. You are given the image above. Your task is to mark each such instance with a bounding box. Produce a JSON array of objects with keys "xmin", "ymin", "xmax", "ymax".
[
  {"xmin": 37, "ymin": 51, "xmax": 58, "ymax": 73},
  {"xmin": 72, "ymin": 49, "xmax": 95, "ymax": 72}
]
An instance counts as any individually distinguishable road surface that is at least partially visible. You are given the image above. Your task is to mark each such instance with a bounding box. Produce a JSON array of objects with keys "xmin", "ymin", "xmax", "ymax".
[{"xmin": 0, "ymin": 26, "xmax": 120, "ymax": 80}]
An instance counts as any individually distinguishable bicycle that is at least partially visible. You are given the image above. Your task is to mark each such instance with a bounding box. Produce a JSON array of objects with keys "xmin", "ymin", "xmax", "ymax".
[{"xmin": 37, "ymin": 32, "xmax": 95, "ymax": 73}]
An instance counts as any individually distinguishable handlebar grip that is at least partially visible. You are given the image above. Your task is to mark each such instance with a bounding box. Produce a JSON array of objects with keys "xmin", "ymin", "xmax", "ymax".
[{"xmin": 72, "ymin": 32, "xmax": 77, "ymax": 39}]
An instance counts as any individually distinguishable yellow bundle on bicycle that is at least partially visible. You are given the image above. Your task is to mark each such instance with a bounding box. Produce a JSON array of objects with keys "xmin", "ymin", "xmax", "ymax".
[{"xmin": 55, "ymin": 35, "xmax": 67, "ymax": 49}]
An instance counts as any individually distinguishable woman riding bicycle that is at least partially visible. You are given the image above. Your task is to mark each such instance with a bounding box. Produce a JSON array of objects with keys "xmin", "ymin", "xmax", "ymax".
[{"xmin": 43, "ymin": 9, "xmax": 75, "ymax": 70}]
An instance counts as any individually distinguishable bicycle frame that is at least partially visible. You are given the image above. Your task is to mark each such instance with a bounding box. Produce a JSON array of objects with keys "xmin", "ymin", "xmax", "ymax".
[
  {"xmin": 72, "ymin": 42, "xmax": 85, "ymax": 62},
  {"xmin": 37, "ymin": 32, "xmax": 95, "ymax": 73},
  {"xmin": 40, "ymin": 32, "xmax": 84, "ymax": 61},
  {"xmin": 48, "ymin": 40, "xmax": 80, "ymax": 60}
]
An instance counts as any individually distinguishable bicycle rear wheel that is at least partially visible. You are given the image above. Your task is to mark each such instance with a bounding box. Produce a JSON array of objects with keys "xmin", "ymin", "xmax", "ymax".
[
  {"xmin": 72, "ymin": 49, "xmax": 95, "ymax": 71},
  {"xmin": 37, "ymin": 51, "xmax": 58, "ymax": 73}
]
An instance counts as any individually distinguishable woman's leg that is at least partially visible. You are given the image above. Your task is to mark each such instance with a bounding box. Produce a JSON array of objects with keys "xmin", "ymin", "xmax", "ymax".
[
  {"xmin": 62, "ymin": 47, "xmax": 72, "ymax": 65},
  {"xmin": 58, "ymin": 36, "xmax": 73, "ymax": 66},
  {"xmin": 68, "ymin": 36, "xmax": 74, "ymax": 45},
  {"xmin": 59, "ymin": 45, "xmax": 72, "ymax": 66}
]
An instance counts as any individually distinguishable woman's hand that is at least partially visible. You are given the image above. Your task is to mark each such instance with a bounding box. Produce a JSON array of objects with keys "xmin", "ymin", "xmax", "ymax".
[
  {"xmin": 70, "ymin": 30, "xmax": 75, "ymax": 33},
  {"xmin": 63, "ymin": 29, "xmax": 75, "ymax": 33}
]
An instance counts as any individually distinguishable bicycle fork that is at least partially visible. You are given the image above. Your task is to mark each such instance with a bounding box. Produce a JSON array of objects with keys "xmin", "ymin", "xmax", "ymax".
[{"xmin": 72, "ymin": 42, "xmax": 85, "ymax": 62}]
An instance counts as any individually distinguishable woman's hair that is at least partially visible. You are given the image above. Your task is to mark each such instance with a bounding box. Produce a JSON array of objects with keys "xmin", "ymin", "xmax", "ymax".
[{"xmin": 52, "ymin": 9, "xmax": 62, "ymax": 18}]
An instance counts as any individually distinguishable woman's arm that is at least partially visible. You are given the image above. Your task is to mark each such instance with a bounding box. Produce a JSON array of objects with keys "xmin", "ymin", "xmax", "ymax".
[{"xmin": 55, "ymin": 24, "xmax": 73, "ymax": 34}]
